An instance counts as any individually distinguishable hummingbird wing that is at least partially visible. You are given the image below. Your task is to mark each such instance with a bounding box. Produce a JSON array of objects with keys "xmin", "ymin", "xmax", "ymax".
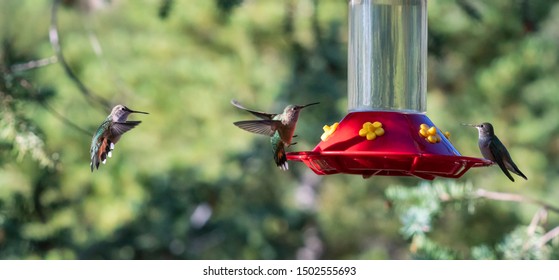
[
  {"xmin": 233, "ymin": 120, "xmax": 281, "ymax": 137},
  {"xmin": 491, "ymin": 137, "xmax": 528, "ymax": 180},
  {"xmin": 111, "ymin": 121, "xmax": 141, "ymax": 137},
  {"xmin": 231, "ymin": 99, "xmax": 277, "ymax": 120},
  {"xmin": 90, "ymin": 121, "xmax": 141, "ymax": 172},
  {"xmin": 489, "ymin": 137, "xmax": 516, "ymax": 182}
]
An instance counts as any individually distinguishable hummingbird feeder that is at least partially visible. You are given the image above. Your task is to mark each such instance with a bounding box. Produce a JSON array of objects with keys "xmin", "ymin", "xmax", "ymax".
[{"xmin": 287, "ymin": 0, "xmax": 492, "ymax": 180}]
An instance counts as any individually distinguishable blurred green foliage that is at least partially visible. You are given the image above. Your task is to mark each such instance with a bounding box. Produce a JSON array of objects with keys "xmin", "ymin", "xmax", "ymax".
[
  {"xmin": 387, "ymin": 181, "xmax": 559, "ymax": 259},
  {"xmin": 0, "ymin": 0, "xmax": 558, "ymax": 259}
]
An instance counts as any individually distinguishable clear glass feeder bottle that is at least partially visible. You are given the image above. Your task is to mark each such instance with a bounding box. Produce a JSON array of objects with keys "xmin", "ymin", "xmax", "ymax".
[{"xmin": 348, "ymin": 0, "xmax": 427, "ymax": 113}]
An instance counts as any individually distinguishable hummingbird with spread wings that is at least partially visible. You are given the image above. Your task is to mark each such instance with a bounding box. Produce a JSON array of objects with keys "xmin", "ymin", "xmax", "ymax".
[
  {"xmin": 464, "ymin": 122, "xmax": 527, "ymax": 182},
  {"xmin": 231, "ymin": 99, "xmax": 319, "ymax": 170},
  {"xmin": 90, "ymin": 105, "xmax": 148, "ymax": 172}
]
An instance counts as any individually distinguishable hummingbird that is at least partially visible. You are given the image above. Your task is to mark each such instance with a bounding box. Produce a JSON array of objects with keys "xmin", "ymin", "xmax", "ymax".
[
  {"xmin": 90, "ymin": 105, "xmax": 148, "ymax": 172},
  {"xmin": 231, "ymin": 99, "xmax": 319, "ymax": 170},
  {"xmin": 464, "ymin": 122, "xmax": 527, "ymax": 182}
]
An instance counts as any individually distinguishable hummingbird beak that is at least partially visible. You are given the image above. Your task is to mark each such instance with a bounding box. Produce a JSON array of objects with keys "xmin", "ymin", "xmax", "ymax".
[
  {"xmin": 297, "ymin": 102, "xmax": 320, "ymax": 110},
  {"xmin": 461, "ymin": 123, "xmax": 479, "ymax": 128},
  {"xmin": 124, "ymin": 107, "xmax": 149, "ymax": 114}
]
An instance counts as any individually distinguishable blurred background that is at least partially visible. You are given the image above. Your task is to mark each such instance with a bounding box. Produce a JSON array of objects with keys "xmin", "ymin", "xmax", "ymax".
[{"xmin": 1, "ymin": 0, "xmax": 558, "ymax": 259}]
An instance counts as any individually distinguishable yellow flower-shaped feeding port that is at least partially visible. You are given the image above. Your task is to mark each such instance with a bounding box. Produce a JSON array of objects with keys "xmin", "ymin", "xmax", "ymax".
[
  {"xmin": 321, "ymin": 122, "xmax": 339, "ymax": 141},
  {"xmin": 419, "ymin": 123, "xmax": 441, "ymax": 143},
  {"xmin": 444, "ymin": 131, "xmax": 451, "ymax": 140},
  {"xmin": 359, "ymin": 121, "xmax": 384, "ymax": 141}
]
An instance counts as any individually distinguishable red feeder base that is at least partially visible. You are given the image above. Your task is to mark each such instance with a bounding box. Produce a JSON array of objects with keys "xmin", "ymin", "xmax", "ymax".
[{"xmin": 287, "ymin": 111, "xmax": 492, "ymax": 180}]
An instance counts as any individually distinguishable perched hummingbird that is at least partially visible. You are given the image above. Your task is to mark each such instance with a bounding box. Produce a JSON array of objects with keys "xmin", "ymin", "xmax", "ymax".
[
  {"xmin": 231, "ymin": 99, "xmax": 319, "ymax": 170},
  {"xmin": 90, "ymin": 105, "xmax": 148, "ymax": 172},
  {"xmin": 464, "ymin": 122, "xmax": 527, "ymax": 182}
]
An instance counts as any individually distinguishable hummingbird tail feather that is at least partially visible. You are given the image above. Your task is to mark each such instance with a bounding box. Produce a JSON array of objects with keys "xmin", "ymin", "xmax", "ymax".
[
  {"xmin": 510, "ymin": 168, "xmax": 527, "ymax": 180},
  {"xmin": 90, "ymin": 146, "xmax": 100, "ymax": 172},
  {"xmin": 273, "ymin": 141, "xmax": 288, "ymax": 171},
  {"xmin": 90, "ymin": 158, "xmax": 100, "ymax": 172},
  {"xmin": 107, "ymin": 141, "xmax": 115, "ymax": 158},
  {"xmin": 495, "ymin": 159, "xmax": 515, "ymax": 182},
  {"xmin": 279, "ymin": 161, "xmax": 289, "ymax": 171},
  {"xmin": 92, "ymin": 138, "xmax": 114, "ymax": 171},
  {"xmin": 505, "ymin": 161, "xmax": 527, "ymax": 180}
]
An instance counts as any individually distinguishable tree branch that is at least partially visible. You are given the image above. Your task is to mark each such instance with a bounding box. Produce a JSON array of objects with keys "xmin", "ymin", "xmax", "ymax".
[
  {"xmin": 527, "ymin": 208, "xmax": 547, "ymax": 236},
  {"xmin": 537, "ymin": 226, "xmax": 559, "ymax": 248},
  {"xmin": 49, "ymin": 0, "xmax": 110, "ymax": 111},
  {"xmin": 470, "ymin": 189, "xmax": 559, "ymax": 250},
  {"xmin": 10, "ymin": 56, "xmax": 58, "ymax": 72},
  {"xmin": 18, "ymin": 77, "xmax": 92, "ymax": 137},
  {"xmin": 474, "ymin": 188, "xmax": 559, "ymax": 214}
]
